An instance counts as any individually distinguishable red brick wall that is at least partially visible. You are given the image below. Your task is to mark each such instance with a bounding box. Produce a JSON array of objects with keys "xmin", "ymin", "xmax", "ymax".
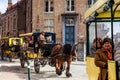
[{"xmin": 31, "ymin": 0, "xmax": 87, "ymax": 43}]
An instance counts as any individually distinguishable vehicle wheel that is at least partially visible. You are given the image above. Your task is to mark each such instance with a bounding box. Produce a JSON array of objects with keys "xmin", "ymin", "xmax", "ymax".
[{"xmin": 34, "ymin": 58, "xmax": 40, "ymax": 73}]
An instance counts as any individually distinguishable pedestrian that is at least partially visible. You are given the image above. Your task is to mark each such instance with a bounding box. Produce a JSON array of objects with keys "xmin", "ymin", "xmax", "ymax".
[
  {"xmin": 90, "ymin": 38, "xmax": 102, "ymax": 57},
  {"xmin": 94, "ymin": 37, "xmax": 114, "ymax": 80}
]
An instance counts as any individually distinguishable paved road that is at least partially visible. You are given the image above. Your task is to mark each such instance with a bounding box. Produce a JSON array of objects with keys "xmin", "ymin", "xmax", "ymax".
[{"xmin": 0, "ymin": 59, "xmax": 88, "ymax": 80}]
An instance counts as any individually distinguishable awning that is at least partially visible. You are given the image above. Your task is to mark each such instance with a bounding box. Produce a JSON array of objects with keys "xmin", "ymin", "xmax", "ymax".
[{"xmin": 84, "ymin": 0, "xmax": 120, "ymax": 20}]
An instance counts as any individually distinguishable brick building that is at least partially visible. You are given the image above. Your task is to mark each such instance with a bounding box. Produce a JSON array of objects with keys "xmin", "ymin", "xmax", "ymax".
[
  {"xmin": 1, "ymin": 0, "xmax": 26, "ymax": 37},
  {"xmin": 0, "ymin": 0, "xmax": 87, "ymax": 44},
  {"xmin": 26, "ymin": 0, "xmax": 87, "ymax": 44}
]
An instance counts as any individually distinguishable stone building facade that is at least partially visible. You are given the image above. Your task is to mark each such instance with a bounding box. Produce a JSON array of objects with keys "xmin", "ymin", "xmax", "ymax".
[
  {"xmin": 26, "ymin": 0, "xmax": 87, "ymax": 44},
  {"xmin": 1, "ymin": 0, "xmax": 26, "ymax": 37}
]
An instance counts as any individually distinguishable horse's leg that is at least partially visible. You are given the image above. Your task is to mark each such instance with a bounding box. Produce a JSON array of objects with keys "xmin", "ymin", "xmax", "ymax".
[
  {"xmin": 55, "ymin": 58, "xmax": 63, "ymax": 75},
  {"xmin": 60, "ymin": 63, "xmax": 64, "ymax": 71},
  {"xmin": 55, "ymin": 58, "xmax": 60, "ymax": 75},
  {"xmin": 66, "ymin": 61, "xmax": 72, "ymax": 77},
  {"xmin": 72, "ymin": 50, "xmax": 77, "ymax": 59}
]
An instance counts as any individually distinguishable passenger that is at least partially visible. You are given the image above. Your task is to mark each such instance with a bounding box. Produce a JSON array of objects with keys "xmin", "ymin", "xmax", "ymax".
[
  {"xmin": 90, "ymin": 38, "xmax": 102, "ymax": 57},
  {"xmin": 22, "ymin": 38, "xmax": 29, "ymax": 51},
  {"xmin": 38, "ymin": 31, "xmax": 46, "ymax": 55},
  {"xmin": 38, "ymin": 31, "xmax": 46, "ymax": 45},
  {"xmin": 94, "ymin": 37, "xmax": 114, "ymax": 80},
  {"xmin": 12, "ymin": 39, "xmax": 20, "ymax": 52},
  {"xmin": 28, "ymin": 36, "xmax": 34, "ymax": 47},
  {"xmin": 28, "ymin": 37, "xmax": 34, "ymax": 52}
]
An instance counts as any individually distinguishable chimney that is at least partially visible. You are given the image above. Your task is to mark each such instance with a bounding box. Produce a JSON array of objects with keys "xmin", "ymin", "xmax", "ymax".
[{"xmin": 8, "ymin": 0, "xmax": 12, "ymax": 8}]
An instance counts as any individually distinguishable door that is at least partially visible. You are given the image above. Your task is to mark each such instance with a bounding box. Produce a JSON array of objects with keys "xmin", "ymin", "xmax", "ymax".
[
  {"xmin": 65, "ymin": 26, "xmax": 74, "ymax": 44},
  {"xmin": 65, "ymin": 18, "xmax": 75, "ymax": 44}
]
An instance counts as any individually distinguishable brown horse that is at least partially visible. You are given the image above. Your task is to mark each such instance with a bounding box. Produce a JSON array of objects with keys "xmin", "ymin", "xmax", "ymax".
[{"xmin": 50, "ymin": 43, "xmax": 77, "ymax": 77}]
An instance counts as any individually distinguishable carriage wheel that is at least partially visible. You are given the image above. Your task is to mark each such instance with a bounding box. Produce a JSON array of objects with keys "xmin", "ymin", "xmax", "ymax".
[{"xmin": 34, "ymin": 58, "xmax": 40, "ymax": 73}]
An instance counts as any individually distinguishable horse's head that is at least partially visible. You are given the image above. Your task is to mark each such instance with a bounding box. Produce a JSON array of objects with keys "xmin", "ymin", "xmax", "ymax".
[
  {"xmin": 63, "ymin": 44, "xmax": 77, "ymax": 58},
  {"xmin": 63, "ymin": 44, "xmax": 72, "ymax": 55}
]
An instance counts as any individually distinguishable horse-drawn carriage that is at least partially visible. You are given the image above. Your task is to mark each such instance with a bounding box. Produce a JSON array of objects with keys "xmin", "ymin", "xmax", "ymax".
[
  {"xmin": 0, "ymin": 37, "xmax": 23, "ymax": 62},
  {"xmin": 19, "ymin": 31, "xmax": 77, "ymax": 77},
  {"xmin": 19, "ymin": 32, "xmax": 57, "ymax": 68}
]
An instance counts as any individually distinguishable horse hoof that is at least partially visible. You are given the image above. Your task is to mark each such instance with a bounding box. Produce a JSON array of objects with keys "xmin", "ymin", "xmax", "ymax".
[
  {"xmin": 66, "ymin": 73, "xmax": 72, "ymax": 77},
  {"xmin": 56, "ymin": 69, "xmax": 62, "ymax": 75},
  {"xmin": 56, "ymin": 71, "xmax": 62, "ymax": 75},
  {"xmin": 57, "ymin": 72, "xmax": 62, "ymax": 75}
]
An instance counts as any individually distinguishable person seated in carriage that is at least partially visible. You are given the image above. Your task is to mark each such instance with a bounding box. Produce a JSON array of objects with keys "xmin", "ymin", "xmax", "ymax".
[
  {"xmin": 38, "ymin": 31, "xmax": 46, "ymax": 45},
  {"xmin": 12, "ymin": 39, "xmax": 20, "ymax": 52},
  {"xmin": 38, "ymin": 31, "xmax": 46, "ymax": 55},
  {"xmin": 22, "ymin": 37, "xmax": 29, "ymax": 51}
]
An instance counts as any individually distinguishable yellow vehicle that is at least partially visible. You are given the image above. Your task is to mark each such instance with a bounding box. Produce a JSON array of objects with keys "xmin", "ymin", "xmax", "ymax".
[
  {"xmin": 0, "ymin": 37, "xmax": 23, "ymax": 62},
  {"xmin": 19, "ymin": 32, "xmax": 41, "ymax": 68},
  {"xmin": 84, "ymin": 0, "xmax": 120, "ymax": 80}
]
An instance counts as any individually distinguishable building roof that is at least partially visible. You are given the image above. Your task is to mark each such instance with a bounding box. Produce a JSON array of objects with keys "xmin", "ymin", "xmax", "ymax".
[{"xmin": 6, "ymin": 0, "xmax": 23, "ymax": 12}]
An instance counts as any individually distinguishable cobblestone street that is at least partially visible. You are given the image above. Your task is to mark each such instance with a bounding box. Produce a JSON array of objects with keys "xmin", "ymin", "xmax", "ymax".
[{"xmin": 0, "ymin": 59, "xmax": 88, "ymax": 80}]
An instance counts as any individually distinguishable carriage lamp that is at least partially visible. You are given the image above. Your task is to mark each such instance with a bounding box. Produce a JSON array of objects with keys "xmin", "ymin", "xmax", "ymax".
[{"xmin": 103, "ymin": 0, "xmax": 114, "ymax": 12}]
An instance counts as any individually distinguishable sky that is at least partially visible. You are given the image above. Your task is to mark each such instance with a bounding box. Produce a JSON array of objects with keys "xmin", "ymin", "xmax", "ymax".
[{"xmin": 0, "ymin": 0, "xmax": 18, "ymax": 13}]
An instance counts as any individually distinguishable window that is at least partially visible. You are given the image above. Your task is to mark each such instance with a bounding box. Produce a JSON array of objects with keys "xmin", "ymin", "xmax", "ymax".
[
  {"xmin": 8, "ymin": 17, "xmax": 10, "ymax": 31},
  {"xmin": 65, "ymin": 18, "xmax": 75, "ymax": 26},
  {"xmin": 88, "ymin": 0, "xmax": 97, "ymax": 7},
  {"xmin": 66, "ymin": 0, "xmax": 74, "ymax": 11},
  {"xmin": 44, "ymin": 0, "xmax": 54, "ymax": 12},
  {"xmin": 13, "ymin": 18, "xmax": 16, "ymax": 30},
  {"xmin": 44, "ymin": 19, "xmax": 54, "ymax": 32}
]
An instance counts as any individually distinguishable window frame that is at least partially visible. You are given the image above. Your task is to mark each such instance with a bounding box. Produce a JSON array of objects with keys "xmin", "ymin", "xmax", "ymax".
[
  {"xmin": 44, "ymin": 19, "xmax": 54, "ymax": 32},
  {"xmin": 66, "ymin": 0, "xmax": 75, "ymax": 12},
  {"xmin": 44, "ymin": 0, "xmax": 54, "ymax": 13}
]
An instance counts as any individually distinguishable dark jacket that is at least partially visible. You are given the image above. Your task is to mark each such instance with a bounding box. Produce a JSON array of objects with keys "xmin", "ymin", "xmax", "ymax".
[{"xmin": 94, "ymin": 48, "xmax": 112, "ymax": 80}]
